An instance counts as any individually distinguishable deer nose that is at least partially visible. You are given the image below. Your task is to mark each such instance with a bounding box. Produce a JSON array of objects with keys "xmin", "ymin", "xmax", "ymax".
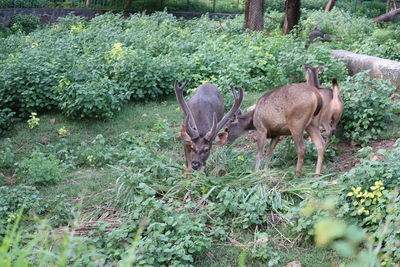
[{"xmin": 192, "ymin": 161, "xmax": 201, "ymax": 170}]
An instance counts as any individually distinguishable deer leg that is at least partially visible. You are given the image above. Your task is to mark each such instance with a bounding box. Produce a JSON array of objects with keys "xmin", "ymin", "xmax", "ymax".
[
  {"xmin": 184, "ymin": 145, "xmax": 192, "ymax": 178},
  {"xmin": 255, "ymin": 130, "xmax": 267, "ymax": 171},
  {"xmin": 306, "ymin": 125, "xmax": 326, "ymax": 176},
  {"xmin": 291, "ymin": 133, "xmax": 306, "ymax": 176},
  {"xmin": 330, "ymin": 112, "xmax": 342, "ymax": 137},
  {"xmin": 322, "ymin": 121, "xmax": 332, "ymax": 138},
  {"xmin": 264, "ymin": 137, "xmax": 280, "ymax": 167}
]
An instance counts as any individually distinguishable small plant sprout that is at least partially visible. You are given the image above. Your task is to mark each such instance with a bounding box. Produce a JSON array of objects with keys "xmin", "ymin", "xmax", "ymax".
[
  {"xmin": 57, "ymin": 126, "xmax": 68, "ymax": 137},
  {"xmin": 27, "ymin": 112, "xmax": 40, "ymax": 129},
  {"xmin": 87, "ymin": 155, "xmax": 94, "ymax": 166}
]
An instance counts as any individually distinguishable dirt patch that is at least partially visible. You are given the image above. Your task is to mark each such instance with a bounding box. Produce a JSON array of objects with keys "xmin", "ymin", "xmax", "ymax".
[{"xmin": 334, "ymin": 139, "xmax": 397, "ymax": 172}]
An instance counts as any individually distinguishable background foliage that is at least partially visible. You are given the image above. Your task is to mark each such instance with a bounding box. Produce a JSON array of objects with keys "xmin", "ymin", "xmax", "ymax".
[{"xmin": 0, "ymin": 3, "xmax": 399, "ymax": 266}]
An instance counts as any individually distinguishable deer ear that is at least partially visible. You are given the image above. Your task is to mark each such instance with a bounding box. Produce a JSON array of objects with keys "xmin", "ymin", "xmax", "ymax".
[
  {"xmin": 181, "ymin": 124, "xmax": 192, "ymax": 144},
  {"xmin": 317, "ymin": 65, "xmax": 325, "ymax": 72},
  {"xmin": 213, "ymin": 132, "xmax": 229, "ymax": 146},
  {"xmin": 302, "ymin": 64, "xmax": 309, "ymax": 70}
]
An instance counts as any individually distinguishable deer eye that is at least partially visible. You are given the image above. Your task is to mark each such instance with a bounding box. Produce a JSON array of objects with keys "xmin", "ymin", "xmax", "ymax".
[{"xmin": 202, "ymin": 148, "xmax": 209, "ymax": 154}]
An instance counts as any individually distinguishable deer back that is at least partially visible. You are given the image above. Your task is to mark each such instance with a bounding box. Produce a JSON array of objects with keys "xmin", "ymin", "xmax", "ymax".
[
  {"xmin": 253, "ymin": 83, "xmax": 321, "ymax": 137},
  {"xmin": 187, "ymin": 83, "xmax": 224, "ymax": 136}
]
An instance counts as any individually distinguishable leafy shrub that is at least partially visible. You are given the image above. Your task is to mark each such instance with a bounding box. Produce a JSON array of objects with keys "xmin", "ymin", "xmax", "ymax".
[
  {"xmin": 356, "ymin": 26, "xmax": 400, "ymax": 61},
  {"xmin": 10, "ymin": 14, "xmax": 41, "ymax": 34},
  {"xmin": 0, "ymin": 0, "xmax": 50, "ymax": 8},
  {"xmin": 58, "ymin": 77, "xmax": 130, "ymax": 119},
  {"xmin": 91, "ymin": 198, "xmax": 211, "ymax": 266},
  {"xmin": 214, "ymin": 184, "xmax": 289, "ymax": 229},
  {"xmin": 0, "ymin": 185, "xmax": 42, "ymax": 219},
  {"xmin": 338, "ymin": 142, "xmax": 400, "ymax": 230},
  {"xmin": 73, "ymin": 134, "xmax": 121, "ymax": 167},
  {"xmin": 0, "ymin": 214, "xmax": 105, "ymax": 266},
  {"xmin": 337, "ymin": 0, "xmax": 386, "ymax": 19},
  {"xmin": 303, "ymin": 9, "xmax": 375, "ymax": 41},
  {"xmin": 0, "ymin": 23, "xmax": 11, "ymax": 38},
  {"xmin": 0, "ymin": 11, "xmax": 349, "ymax": 134},
  {"xmin": 340, "ymin": 72, "xmax": 395, "ymax": 144},
  {"xmin": 292, "ymin": 141, "xmax": 400, "ymax": 265},
  {"xmin": 27, "ymin": 112, "xmax": 40, "ymax": 129},
  {"xmin": 40, "ymin": 194, "xmax": 74, "ymax": 227},
  {"xmin": 16, "ymin": 150, "xmax": 65, "ymax": 185},
  {"xmin": 271, "ymin": 138, "xmax": 337, "ymax": 168},
  {"xmin": 0, "ymin": 108, "xmax": 15, "ymax": 135},
  {"xmin": 0, "ymin": 44, "xmax": 61, "ymax": 117},
  {"xmin": 273, "ymin": 34, "xmax": 347, "ymax": 83},
  {"xmin": 0, "ymin": 138, "xmax": 15, "ymax": 170}
]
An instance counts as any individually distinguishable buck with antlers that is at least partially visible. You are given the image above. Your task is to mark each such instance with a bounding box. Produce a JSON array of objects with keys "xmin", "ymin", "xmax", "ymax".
[
  {"xmin": 175, "ymin": 80, "xmax": 243, "ymax": 177},
  {"xmin": 225, "ymin": 83, "xmax": 325, "ymax": 176},
  {"xmin": 303, "ymin": 64, "xmax": 344, "ymax": 143}
]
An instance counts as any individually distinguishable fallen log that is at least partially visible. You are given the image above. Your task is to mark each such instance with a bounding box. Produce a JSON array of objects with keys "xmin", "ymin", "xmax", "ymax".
[
  {"xmin": 331, "ymin": 50, "xmax": 400, "ymax": 92},
  {"xmin": 372, "ymin": 8, "xmax": 400, "ymax": 22}
]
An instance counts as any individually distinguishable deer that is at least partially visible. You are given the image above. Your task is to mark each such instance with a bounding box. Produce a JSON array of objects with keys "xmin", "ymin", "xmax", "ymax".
[
  {"xmin": 224, "ymin": 83, "xmax": 325, "ymax": 176},
  {"xmin": 303, "ymin": 64, "xmax": 344, "ymax": 143},
  {"xmin": 175, "ymin": 80, "xmax": 244, "ymax": 177}
]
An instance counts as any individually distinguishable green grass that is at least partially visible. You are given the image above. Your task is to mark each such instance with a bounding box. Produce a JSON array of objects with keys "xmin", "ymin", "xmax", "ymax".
[
  {"xmin": 377, "ymin": 114, "xmax": 400, "ymax": 140},
  {"xmin": 2, "ymin": 91, "xmax": 399, "ymax": 266},
  {"xmin": 196, "ymin": 244, "xmax": 340, "ymax": 267},
  {"xmin": 39, "ymin": 168, "xmax": 118, "ymax": 210}
]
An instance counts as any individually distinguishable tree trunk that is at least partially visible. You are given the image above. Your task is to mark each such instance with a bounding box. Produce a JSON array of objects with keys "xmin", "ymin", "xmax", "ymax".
[
  {"xmin": 124, "ymin": 0, "xmax": 133, "ymax": 10},
  {"xmin": 386, "ymin": 0, "xmax": 397, "ymax": 12},
  {"xmin": 244, "ymin": 0, "xmax": 265, "ymax": 31},
  {"xmin": 282, "ymin": 0, "xmax": 301, "ymax": 35},
  {"xmin": 324, "ymin": 0, "xmax": 336, "ymax": 11},
  {"xmin": 373, "ymin": 8, "xmax": 400, "ymax": 22},
  {"xmin": 86, "ymin": 0, "xmax": 90, "ymax": 8}
]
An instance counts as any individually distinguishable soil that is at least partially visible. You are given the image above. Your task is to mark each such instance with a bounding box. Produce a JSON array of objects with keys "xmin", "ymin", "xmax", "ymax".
[
  {"xmin": 240, "ymin": 130, "xmax": 397, "ymax": 174},
  {"xmin": 334, "ymin": 139, "xmax": 397, "ymax": 172}
]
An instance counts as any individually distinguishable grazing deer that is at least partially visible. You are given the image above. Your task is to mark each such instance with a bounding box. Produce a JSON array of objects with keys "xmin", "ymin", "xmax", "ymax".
[
  {"xmin": 225, "ymin": 83, "xmax": 325, "ymax": 176},
  {"xmin": 175, "ymin": 80, "xmax": 243, "ymax": 177},
  {"xmin": 303, "ymin": 64, "xmax": 344, "ymax": 143}
]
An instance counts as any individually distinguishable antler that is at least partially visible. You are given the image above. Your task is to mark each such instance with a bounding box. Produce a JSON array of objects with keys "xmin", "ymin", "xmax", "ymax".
[
  {"xmin": 204, "ymin": 113, "xmax": 218, "ymax": 141},
  {"xmin": 184, "ymin": 114, "xmax": 200, "ymax": 139},
  {"xmin": 175, "ymin": 79, "xmax": 199, "ymax": 139},
  {"xmin": 205, "ymin": 86, "xmax": 244, "ymax": 141}
]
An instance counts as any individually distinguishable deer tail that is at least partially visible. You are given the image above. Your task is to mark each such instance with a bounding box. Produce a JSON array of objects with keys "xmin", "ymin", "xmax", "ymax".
[{"xmin": 332, "ymin": 78, "xmax": 340, "ymax": 99}]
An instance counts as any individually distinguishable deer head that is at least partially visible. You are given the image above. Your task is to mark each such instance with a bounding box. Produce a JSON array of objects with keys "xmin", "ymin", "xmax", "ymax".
[
  {"xmin": 175, "ymin": 80, "xmax": 243, "ymax": 171},
  {"xmin": 224, "ymin": 110, "xmax": 255, "ymax": 144},
  {"xmin": 303, "ymin": 64, "xmax": 325, "ymax": 88}
]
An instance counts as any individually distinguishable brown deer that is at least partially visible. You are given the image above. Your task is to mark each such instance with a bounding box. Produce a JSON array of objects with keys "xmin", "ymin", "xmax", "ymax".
[
  {"xmin": 303, "ymin": 64, "xmax": 344, "ymax": 143},
  {"xmin": 225, "ymin": 83, "xmax": 325, "ymax": 176},
  {"xmin": 175, "ymin": 80, "xmax": 243, "ymax": 177}
]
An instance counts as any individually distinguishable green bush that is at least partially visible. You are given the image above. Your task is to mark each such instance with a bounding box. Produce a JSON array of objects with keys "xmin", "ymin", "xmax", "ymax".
[
  {"xmin": 291, "ymin": 141, "xmax": 400, "ymax": 265},
  {"xmin": 339, "ymin": 142, "xmax": 400, "ymax": 230},
  {"xmin": 0, "ymin": 0, "xmax": 50, "ymax": 8},
  {"xmin": 0, "ymin": 45, "xmax": 61, "ymax": 117},
  {"xmin": 0, "ymin": 12, "xmax": 348, "ymax": 133},
  {"xmin": 10, "ymin": 14, "xmax": 41, "ymax": 34},
  {"xmin": 271, "ymin": 138, "xmax": 337, "ymax": 168},
  {"xmin": 91, "ymin": 198, "xmax": 211, "ymax": 266},
  {"xmin": 0, "ymin": 138, "xmax": 15, "ymax": 170},
  {"xmin": 337, "ymin": 1, "xmax": 386, "ymax": 19},
  {"xmin": 340, "ymin": 72, "xmax": 395, "ymax": 145},
  {"xmin": 58, "ymin": 77, "xmax": 130, "ymax": 120},
  {"xmin": 0, "ymin": 185, "xmax": 42, "ymax": 219},
  {"xmin": 16, "ymin": 150, "xmax": 65, "ymax": 185},
  {"xmin": 356, "ymin": 26, "xmax": 400, "ymax": 61},
  {"xmin": 0, "ymin": 23, "xmax": 11, "ymax": 38},
  {"xmin": 0, "ymin": 109, "xmax": 15, "ymax": 136}
]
